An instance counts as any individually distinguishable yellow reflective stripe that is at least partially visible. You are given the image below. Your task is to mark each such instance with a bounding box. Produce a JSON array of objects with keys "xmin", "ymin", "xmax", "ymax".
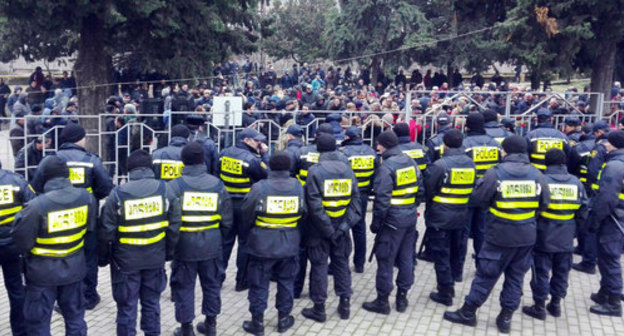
[
  {"xmin": 118, "ymin": 221, "xmax": 169, "ymax": 233},
  {"xmin": 322, "ymin": 199, "xmax": 350, "ymax": 207},
  {"xmin": 579, "ymin": 177, "xmax": 587, "ymax": 182},
  {"xmin": 591, "ymin": 184, "xmax": 599, "ymax": 190},
  {"xmin": 418, "ymin": 164, "xmax": 427, "ymax": 170},
  {"xmin": 86, "ymin": 187, "xmax": 93, "ymax": 194},
  {"xmin": 354, "ymin": 171, "xmax": 374, "ymax": 177},
  {"xmin": 475, "ymin": 164, "xmax": 496, "ymax": 170},
  {"xmin": 532, "ymin": 163, "xmax": 547, "ymax": 170},
  {"xmin": 225, "ymin": 186, "xmax": 251, "ymax": 193},
  {"xmin": 31, "ymin": 240, "xmax": 84, "ymax": 257},
  {"xmin": 0, "ymin": 205, "xmax": 22, "ymax": 216},
  {"xmin": 0, "ymin": 216, "xmax": 15, "ymax": 225},
  {"xmin": 392, "ymin": 186, "xmax": 419, "ymax": 196},
  {"xmin": 541, "ymin": 212, "xmax": 574, "ymax": 220},
  {"xmin": 299, "ymin": 170, "xmax": 308, "ymax": 177},
  {"xmin": 255, "ymin": 221, "xmax": 297, "ymax": 229},
  {"xmin": 120, "ymin": 232, "xmax": 166, "ymax": 245},
  {"xmin": 580, "ymin": 169, "xmax": 588, "ymax": 174},
  {"xmin": 182, "ymin": 215, "xmax": 222, "ymax": 223},
  {"xmin": 391, "ymin": 197, "xmax": 415, "ymax": 205},
  {"xmin": 432, "ymin": 196, "xmax": 469, "ymax": 204},
  {"xmin": 490, "ymin": 208, "xmax": 535, "ymax": 220},
  {"xmin": 619, "ymin": 193, "xmax": 624, "ymax": 201},
  {"xmin": 548, "ymin": 203, "xmax": 581, "ymax": 210},
  {"xmin": 326, "ymin": 208, "xmax": 347, "ymax": 217},
  {"xmin": 495, "ymin": 201, "xmax": 539, "ymax": 209},
  {"xmin": 36, "ymin": 229, "xmax": 86, "ymax": 244},
  {"xmin": 180, "ymin": 224, "xmax": 219, "ymax": 232},
  {"xmin": 67, "ymin": 161, "xmax": 94, "ymax": 168},
  {"xmin": 440, "ymin": 187, "xmax": 473, "ymax": 195},
  {"xmin": 358, "ymin": 180, "xmax": 371, "ymax": 187},
  {"xmin": 530, "ymin": 154, "xmax": 545, "ymax": 159},
  {"xmin": 257, "ymin": 216, "xmax": 301, "ymax": 224},
  {"xmin": 28, "ymin": 184, "xmax": 36, "ymax": 194},
  {"xmin": 219, "ymin": 174, "xmax": 250, "ymax": 183}
]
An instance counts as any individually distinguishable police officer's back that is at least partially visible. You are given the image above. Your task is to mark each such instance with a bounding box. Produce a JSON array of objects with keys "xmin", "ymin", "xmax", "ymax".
[
  {"xmin": 186, "ymin": 115, "xmax": 219, "ymax": 175},
  {"xmin": 426, "ymin": 112, "xmax": 455, "ymax": 163},
  {"xmin": 525, "ymin": 109, "xmax": 570, "ymax": 171},
  {"xmin": 283, "ymin": 125, "xmax": 305, "ymax": 177},
  {"xmin": 563, "ymin": 117, "xmax": 582, "ymax": 146},
  {"xmin": 296, "ymin": 123, "xmax": 335, "ymax": 185},
  {"xmin": 13, "ymin": 157, "xmax": 96, "ymax": 335},
  {"xmin": 394, "ymin": 122, "xmax": 429, "ymax": 172},
  {"xmin": 152, "ymin": 124, "xmax": 189, "ymax": 180},
  {"xmin": 483, "ymin": 109, "xmax": 511, "ymax": 144}
]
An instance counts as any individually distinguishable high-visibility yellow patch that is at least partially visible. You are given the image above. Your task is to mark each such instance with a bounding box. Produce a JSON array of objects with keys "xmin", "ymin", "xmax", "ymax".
[
  {"xmin": 266, "ymin": 196, "xmax": 299, "ymax": 214},
  {"xmin": 350, "ymin": 155, "xmax": 375, "ymax": 170},
  {"xmin": 472, "ymin": 146, "xmax": 499, "ymax": 162},
  {"xmin": 403, "ymin": 149, "xmax": 425, "ymax": 159},
  {"xmin": 221, "ymin": 156, "xmax": 244, "ymax": 175},
  {"xmin": 0, "ymin": 185, "xmax": 15, "ymax": 205},
  {"xmin": 47, "ymin": 205, "xmax": 88, "ymax": 233},
  {"xmin": 68, "ymin": 167, "xmax": 85, "ymax": 185},
  {"xmin": 306, "ymin": 152, "xmax": 319, "ymax": 163},
  {"xmin": 500, "ymin": 180, "xmax": 537, "ymax": 198},
  {"xmin": 183, "ymin": 192, "xmax": 218, "ymax": 212},
  {"xmin": 323, "ymin": 179, "xmax": 352, "ymax": 197},
  {"xmin": 450, "ymin": 168, "xmax": 475, "ymax": 185},
  {"xmin": 124, "ymin": 196, "xmax": 163, "ymax": 220},
  {"xmin": 396, "ymin": 166, "xmax": 417, "ymax": 186},
  {"xmin": 161, "ymin": 162, "xmax": 184, "ymax": 179},
  {"xmin": 536, "ymin": 139, "xmax": 563, "ymax": 153},
  {"xmin": 548, "ymin": 184, "xmax": 578, "ymax": 201}
]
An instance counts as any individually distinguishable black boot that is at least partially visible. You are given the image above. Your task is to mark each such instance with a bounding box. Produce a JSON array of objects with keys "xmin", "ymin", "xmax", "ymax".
[
  {"xmin": 443, "ymin": 302, "xmax": 477, "ymax": 327},
  {"xmin": 174, "ymin": 323, "xmax": 196, "ymax": 336},
  {"xmin": 235, "ymin": 281, "xmax": 249, "ymax": 292},
  {"xmin": 590, "ymin": 295, "xmax": 622, "ymax": 317},
  {"xmin": 242, "ymin": 314, "xmax": 264, "ymax": 336},
  {"xmin": 591, "ymin": 288, "xmax": 608, "ymax": 305},
  {"xmin": 338, "ymin": 297, "xmax": 350, "ymax": 319},
  {"xmin": 302, "ymin": 303, "xmax": 326, "ymax": 322},
  {"xmin": 396, "ymin": 290, "xmax": 408, "ymax": 313},
  {"xmin": 429, "ymin": 286, "xmax": 453, "ymax": 306},
  {"xmin": 196, "ymin": 316, "xmax": 216, "ymax": 336},
  {"xmin": 277, "ymin": 312, "xmax": 294, "ymax": 333},
  {"xmin": 571, "ymin": 262, "xmax": 596, "ymax": 274},
  {"xmin": 496, "ymin": 308, "xmax": 514, "ymax": 334},
  {"xmin": 546, "ymin": 297, "xmax": 561, "ymax": 317},
  {"xmin": 522, "ymin": 300, "xmax": 546, "ymax": 321},
  {"xmin": 362, "ymin": 295, "xmax": 390, "ymax": 315}
]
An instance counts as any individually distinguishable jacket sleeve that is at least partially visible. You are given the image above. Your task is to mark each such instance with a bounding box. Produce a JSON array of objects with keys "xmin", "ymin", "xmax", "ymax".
[
  {"xmin": 305, "ymin": 169, "xmax": 335, "ymax": 238},
  {"xmin": 469, "ymin": 168, "xmax": 497, "ymax": 209},
  {"xmin": 424, "ymin": 163, "xmax": 444, "ymax": 202},
  {"xmin": 11, "ymin": 199, "xmax": 40, "ymax": 254},
  {"xmin": 14, "ymin": 149, "xmax": 25, "ymax": 177},
  {"xmin": 371, "ymin": 165, "xmax": 393, "ymax": 229},
  {"xmin": 587, "ymin": 145, "xmax": 606, "ymax": 184},
  {"xmin": 415, "ymin": 165, "xmax": 425, "ymax": 205},
  {"xmin": 239, "ymin": 185, "xmax": 260, "ymax": 241},
  {"xmin": 425, "ymin": 139, "xmax": 436, "ymax": 163},
  {"xmin": 87, "ymin": 194, "xmax": 98, "ymax": 232},
  {"xmin": 165, "ymin": 184, "xmax": 181, "ymax": 260},
  {"xmin": 218, "ymin": 184, "xmax": 234, "ymax": 240},
  {"xmin": 536, "ymin": 172, "xmax": 551, "ymax": 212},
  {"xmin": 92, "ymin": 157, "xmax": 113, "ymax": 200},
  {"xmin": 14, "ymin": 174, "xmax": 35, "ymax": 202},
  {"xmin": 98, "ymin": 188, "xmax": 120, "ymax": 263},
  {"xmin": 345, "ymin": 173, "xmax": 361, "ymax": 228},
  {"xmin": 575, "ymin": 181, "xmax": 589, "ymax": 228},
  {"xmin": 589, "ymin": 162, "xmax": 623, "ymax": 224},
  {"xmin": 249, "ymin": 157, "xmax": 268, "ymax": 182},
  {"xmin": 30, "ymin": 156, "xmax": 48, "ymax": 194}
]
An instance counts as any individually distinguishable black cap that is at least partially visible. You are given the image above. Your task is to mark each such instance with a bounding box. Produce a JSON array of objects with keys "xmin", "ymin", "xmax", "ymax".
[
  {"xmin": 502, "ymin": 135, "xmax": 527, "ymax": 154},
  {"xmin": 269, "ymin": 151, "xmax": 291, "ymax": 171},
  {"xmin": 345, "ymin": 126, "xmax": 361, "ymax": 139},
  {"xmin": 607, "ymin": 130, "xmax": 624, "ymax": 149},
  {"xmin": 564, "ymin": 117, "xmax": 580, "ymax": 127},
  {"xmin": 238, "ymin": 128, "xmax": 266, "ymax": 142},
  {"xmin": 483, "ymin": 109, "xmax": 498, "ymax": 123},
  {"xmin": 316, "ymin": 123, "xmax": 334, "ymax": 136},
  {"xmin": 377, "ymin": 130, "xmax": 399, "ymax": 149},
  {"xmin": 42, "ymin": 156, "xmax": 69, "ymax": 183},
  {"xmin": 171, "ymin": 124, "xmax": 190, "ymax": 138},
  {"xmin": 466, "ymin": 113, "xmax": 485, "ymax": 132},
  {"xmin": 60, "ymin": 123, "xmax": 86, "ymax": 144},
  {"xmin": 536, "ymin": 108, "xmax": 552, "ymax": 119},
  {"xmin": 393, "ymin": 123, "xmax": 410, "ymax": 137},
  {"xmin": 185, "ymin": 115, "xmax": 205, "ymax": 126},
  {"xmin": 545, "ymin": 148, "xmax": 567, "ymax": 166},
  {"xmin": 443, "ymin": 129, "xmax": 464, "ymax": 148},
  {"xmin": 286, "ymin": 125, "xmax": 304, "ymax": 137},
  {"xmin": 316, "ymin": 133, "xmax": 336, "ymax": 152},
  {"xmin": 181, "ymin": 142, "xmax": 204, "ymax": 165},
  {"xmin": 592, "ymin": 121, "xmax": 610, "ymax": 133},
  {"xmin": 127, "ymin": 150, "xmax": 152, "ymax": 172},
  {"xmin": 436, "ymin": 112, "xmax": 451, "ymax": 125}
]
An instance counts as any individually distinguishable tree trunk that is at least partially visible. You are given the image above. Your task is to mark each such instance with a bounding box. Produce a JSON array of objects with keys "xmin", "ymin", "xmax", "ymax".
[
  {"xmin": 446, "ymin": 61, "xmax": 453, "ymax": 88},
  {"xmin": 529, "ymin": 67, "xmax": 540, "ymax": 91},
  {"xmin": 74, "ymin": 13, "xmax": 112, "ymax": 154},
  {"xmin": 371, "ymin": 56, "xmax": 382, "ymax": 85},
  {"xmin": 590, "ymin": 40, "xmax": 616, "ymax": 116}
]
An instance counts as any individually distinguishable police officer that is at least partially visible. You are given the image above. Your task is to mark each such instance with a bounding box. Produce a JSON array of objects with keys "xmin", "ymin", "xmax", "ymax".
[
  {"xmin": 362, "ymin": 130, "xmax": 423, "ymax": 314},
  {"xmin": 394, "ymin": 122, "xmax": 428, "ymax": 172},
  {"xmin": 152, "ymin": 124, "xmax": 189, "ymax": 180},
  {"xmin": 301, "ymin": 133, "xmax": 361, "ymax": 322},
  {"xmin": 523, "ymin": 149, "xmax": 588, "ymax": 320},
  {"xmin": 99, "ymin": 150, "xmax": 181, "ymax": 335},
  {"xmin": 13, "ymin": 157, "xmax": 96, "ymax": 335},
  {"xmin": 31, "ymin": 122, "xmax": 113, "ymax": 310},
  {"xmin": 0, "ymin": 161, "xmax": 34, "ymax": 335},
  {"xmin": 186, "ymin": 115, "xmax": 219, "ymax": 175},
  {"xmin": 444, "ymin": 135, "xmax": 549, "ymax": 333},
  {"xmin": 483, "ymin": 109, "xmax": 511, "ymax": 144},
  {"xmin": 563, "ymin": 117, "xmax": 582, "ymax": 146},
  {"xmin": 426, "ymin": 112, "xmax": 454, "ymax": 163},
  {"xmin": 341, "ymin": 126, "xmax": 377, "ymax": 273},
  {"xmin": 283, "ymin": 124, "xmax": 305, "ymax": 177},
  {"xmin": 426, "ymin": 130, "xmax": 476, "ymax": 306},
  {"xmin": 586, "ymin": 130, "xmax": 624, "ymax": 317},
  {"xmin": 169, "ymin": 143, "xmax": 234, "ymax": 336},
  {"xmin": 240, "ymin": 152, "xmax": 306, "ymax": 335},
  {"xmin": 217, "ymin": 127, "xmax": 269, "ymax": 291},
  {"xmin": 462, "ymin": 113, "xmax": 501, "ymax": 270},
  {"xmin": 524, "ymin": 108, "xmax": 570, "ymax": 172}
]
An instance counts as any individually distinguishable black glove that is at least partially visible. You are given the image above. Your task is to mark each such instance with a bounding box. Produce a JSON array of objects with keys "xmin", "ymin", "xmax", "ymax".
[
  {"xmin": 370, "ymin": 221, "xmax": 381, "ymax": 234},
  {"xmin": 330, "ymin": 229, "xmax": 344, "ymax": 246}
]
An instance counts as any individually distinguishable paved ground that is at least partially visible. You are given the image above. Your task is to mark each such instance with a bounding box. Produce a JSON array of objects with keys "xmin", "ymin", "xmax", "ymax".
[{"xmin": 0, "ymin": 207, "xmax": 623, "ymax": 335}]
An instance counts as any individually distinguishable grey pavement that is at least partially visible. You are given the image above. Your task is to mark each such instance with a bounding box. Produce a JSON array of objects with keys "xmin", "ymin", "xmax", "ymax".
[{"xmin": 0, "ymin": 206, "xmax": 623, "ymax": 335}]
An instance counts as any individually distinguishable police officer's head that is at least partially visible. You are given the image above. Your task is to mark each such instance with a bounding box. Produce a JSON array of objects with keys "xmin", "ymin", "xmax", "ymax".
[
  {"xmin": 181, "ymin": 142, "xmax": 204, "ymax": 166},
  {"xmin": 436, "ymin": 112, "xmax": 451, "ymax": 128},
  {"xmin": 393, "ymin": 123, "xmax": 410, "ymax": 138},
  {"xmin": 269, "ymin": 151, "xmax": 291, "ymax": 171},
  {"xmin": 286, "ymin": 124, "xmax": 304, "ymax": 141},
  {"xmin": 564, "ymin": 117, "xmax": 581, "ymax": 134},
  {"xmin": 536, "ymin": 108, "xmax": 552, "ymax": 123},
  {"xmin": 60, "ymin": 122, "xmax": 86, "ymax": 147},
  {"xmin": 376, "ymin": 130, "xmax": 399, "ymax": 154},
  {"xmin": 465, "ymin": 113, "xmax": 485, "ymax": 133},
  {"xmin": 606, "ymin": 130, "xmax": 624, "ymax": 153},
  {"xmin": 171, "ymin": 124, "xmax": 190, "ymax": 140},
  {"xmin": 344, "ymin": 126, "xmax": 362, "ymax": 142},
  {"xmin": 316, "ymin": 133, "xmax": 336, "ymax": 153},
  {"xmin": 316, "ymin": 123, "xmax": 334, "ymax": 139},
  {"xmin": 185, "ymin": 115, "xmax": 205, "ymax": 131},
  {"xmin": 41, "ymin": 156, "xmax": 69, "ymax": 184},
  {"xmin": 501, "ymin": 135, "xmax": 527, "ymax": 157},
  {"xmin": 443, "ymin": 129, "xmax": 463, "ymax": 150},
  {"xmin": 239, "ymin": 128, "xmax": 267, "ymax": 153},
  {"xmin": 483, "ymin": 109, "xmax": 499, "ymax": 123},
  {"xmin": 545, "ymin": 148, "xmax": 566, "ymax": 167},
  {"xmin": 592, "ymin": 121, "xmax": 610, "ymax": 138},
  {"xmin": 127, "ymin": 149, "xmax": 152, "ymax": 173}
]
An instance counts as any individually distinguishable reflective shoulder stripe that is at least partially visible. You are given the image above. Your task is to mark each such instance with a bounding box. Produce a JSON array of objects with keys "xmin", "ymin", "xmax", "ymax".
[
  {"xmin": 390, "ymin": 197, "xmax": 415, "ymax": 205},
  {"xmin": 181, "ymin": 215, "xmax": 222, "ymax": 223},
  {"xmin": 432, "ymin": 196, "xmax": 469, "ymax": 204},
  {"xmin": 489, "ymin": 208, "xmax": 535, "ymax": 220},
  {"xmin": 118, "ymin": 221, "xmax": 169, "ymax": 233},
  {"xmin": 120, "ymin": 232, "xmax": 166, "ymax": 245},
  {"xmin": 153, "ymin": 159, "xmax": 182, "ymax": 164},
  {"xmin": 66, "ymin": 161, "xmax": 94, "ymax": 168},
  {"xmin": 541, "ymin": 212, "xmax": 574, "ymax": 220},
  {"xmin": 0, "ymin": 205, "xmax": 22, "ymax": 216},
  {"xmin": 31, "ymin": 240, "xmax": 84, "ymax": 257},
  {"xmin": 36, "ymin": 229, "xmax": 86, "ymax": 244},
  {"xmin": 180, "ymin": 224, "xmax": 219, "ymax": 232},
  {"xmin": 495, "ymin": 201, "xmax": 539, "ymax": 209}
]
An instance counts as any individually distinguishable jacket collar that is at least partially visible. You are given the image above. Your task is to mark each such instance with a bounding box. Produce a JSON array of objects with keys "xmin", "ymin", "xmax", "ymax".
[
  {"xmin": 343, "ymin": 137, "xmax": 363, "ymax": 146},
  {"xmin": 43, "ymin": 177, "xmax": 73, "ymax": 193},
  {"xmin": 269, "ymin": 170, "xmax": 290, "ymax": 179},
  {"xmin": 545, "ymin": 164, "xmax": 568, "ymax": 175},
  {"xmin": 607, "ymin": 148, "xmax": 624, "ymax": 160},
  {"xmin": 484, "ymin": 121, "xmax": 500, "ymax": 128},
  {"xmin": 398, "ymin": 136, "xmax": 411, "ymax": 144},
  {"xmin": 129, "ymin": 167, "xmax": 156, "ymax": 180},
  {"xmin": 536, "ymin": 122, "xmax": 554, "ymax": 129},
  {"xmin": 381, "ymin": 146, "xmax": 403, "ymax": 160},
  {"xmin": 169, "ymin": 136, "xmax": 188, "ymax": 147},
  {"xmin": 442, "ymin": 147, "xmax": 464, "ymax": 157},
  {"xmin": 287, "ymin": 138, "xmax": 304, "ymax": 148},
  {"xmin": 59, "ymin": 142, "xmax": 86, "ymax": 152},
  {"xmin": 503, "ymin": 153, "xmax": 530, "ymax": 163},
  {"xmin": 182, "ymin": 164, "xmax": 207, "ymax": 176}
]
